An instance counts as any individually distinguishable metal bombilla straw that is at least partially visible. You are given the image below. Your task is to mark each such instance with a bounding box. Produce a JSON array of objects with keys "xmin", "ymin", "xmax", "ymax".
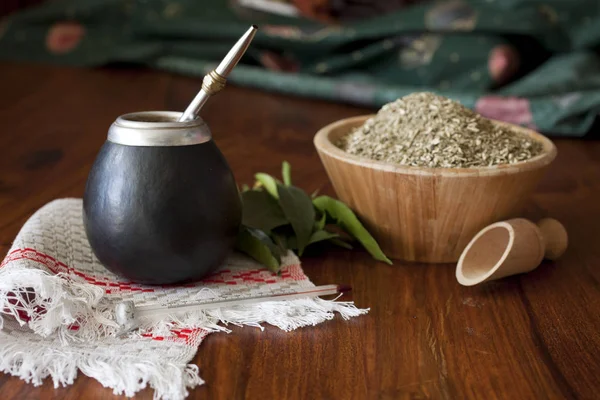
[
  {"xmin": 114, "ymin": 284, "xmax": 352, "ymax": 334},
  {"xmin": 178, "ymin": 25, "xmax": 258, "ymax": 122}
]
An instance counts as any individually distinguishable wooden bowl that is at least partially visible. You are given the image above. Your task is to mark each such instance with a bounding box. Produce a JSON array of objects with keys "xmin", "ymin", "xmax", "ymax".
[{"xmin": 313, "ymin": 115, "xmax": 557, "ymax": 263}]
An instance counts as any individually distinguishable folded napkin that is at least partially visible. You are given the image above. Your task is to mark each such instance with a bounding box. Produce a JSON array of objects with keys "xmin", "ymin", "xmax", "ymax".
[{"xmin": 0, "ymin": 199, "xmax": 367, "ymax": 399}]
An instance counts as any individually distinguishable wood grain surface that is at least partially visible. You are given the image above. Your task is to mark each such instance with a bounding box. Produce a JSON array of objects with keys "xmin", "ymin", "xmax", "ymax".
[{"xmin": 0, "ymin": 62, "xmax": 599, "ymax": 399}]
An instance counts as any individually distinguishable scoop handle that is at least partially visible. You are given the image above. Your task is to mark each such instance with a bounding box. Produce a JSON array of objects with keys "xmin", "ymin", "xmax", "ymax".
[{"xmin": 537, "ymin": 218, "xmax": 568, "ymax": 260}]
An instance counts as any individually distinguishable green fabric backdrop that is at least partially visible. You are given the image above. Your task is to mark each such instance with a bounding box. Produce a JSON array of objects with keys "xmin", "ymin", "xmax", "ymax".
[{"xmin": 1, "ymin": 0, "xmax": 600, "ymax": 136}]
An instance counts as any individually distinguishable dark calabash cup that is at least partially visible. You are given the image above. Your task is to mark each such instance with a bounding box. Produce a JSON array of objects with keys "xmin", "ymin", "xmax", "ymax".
[{"xmin": 83, "ymin": 111, "xmax": 242, "ymax": 284}]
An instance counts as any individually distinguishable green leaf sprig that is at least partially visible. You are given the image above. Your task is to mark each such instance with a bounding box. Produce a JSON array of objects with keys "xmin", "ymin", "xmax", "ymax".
[{"xmin": 235, "ymin": 161, "xmax": 392, "ymax": 272}]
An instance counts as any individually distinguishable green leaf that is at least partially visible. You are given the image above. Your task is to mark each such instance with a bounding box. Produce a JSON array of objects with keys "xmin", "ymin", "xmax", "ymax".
[
  {"xmin": 235, "ymin": 226, "xmax": 282, "ymax": 272},
  {"xmin": 271, "ymin": 215, "xmax": 299, "ymax": 251},
  {"xmin": 329, "ymin": 238, "xmax": 353, "ymax": 249},
  {"xmin": 241, "ymin": 190, "xmax": 288, "ymax": 232},
  {"xmin": 313, "ymin": 195, "xmax": 392, "ymax": 264},
  {"xmin": 285, "ymin": 230, "xmax": 338, "ymax": 249},
  {"xmin": 241, "ymin": 184, "xmax": 250, "ymax": 192},
  {"xmin": 315, "ymin": 212, "xmax": 326, "ymax": 231},
  {"xmin": 255, "ymin": 173, "xmax": 279, "ymax": 199},
  {"xmin": 287, "ymin": 231, "xmax": 339, "ymax": 252},
  {"xmin": 308, "ymin": 230, "xmax": 339, "ymax": 245},
  {"xmin": 282, "ymin": 161, "xmax": 292, "ymax": 186},
  {"xmin": 277, "ymin": 184, "xmax": 315, "ymax": 256},
  {"xmin": 271, "ymin": 233, "xmax": 289, "ymax": 253},
  {"xmin": 285, "ymin": 235, "xmax": 298, "ymax": 250}
]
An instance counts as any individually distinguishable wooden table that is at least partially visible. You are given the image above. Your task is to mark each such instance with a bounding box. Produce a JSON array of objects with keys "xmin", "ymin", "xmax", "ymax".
[{"xmin": 1, "ymin": 62, "xmax": 599, "ymax": 399}]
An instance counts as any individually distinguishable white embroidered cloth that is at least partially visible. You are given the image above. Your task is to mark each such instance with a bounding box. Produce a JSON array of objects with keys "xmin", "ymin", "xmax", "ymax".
[{"xmin": 0, "ymin": 199, "xmax": 367, "ymax": 399}]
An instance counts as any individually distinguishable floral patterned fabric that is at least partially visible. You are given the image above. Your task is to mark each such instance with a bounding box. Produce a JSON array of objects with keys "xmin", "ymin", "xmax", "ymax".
[{"xmin": 1, "ymin": 0, "xmax": 599, "ymax": 136}]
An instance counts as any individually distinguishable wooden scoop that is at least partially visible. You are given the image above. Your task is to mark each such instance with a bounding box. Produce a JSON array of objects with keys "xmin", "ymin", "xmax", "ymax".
[{"xmin": 456, "ymin": 218, "xmax": 568, "ymax": 286}]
